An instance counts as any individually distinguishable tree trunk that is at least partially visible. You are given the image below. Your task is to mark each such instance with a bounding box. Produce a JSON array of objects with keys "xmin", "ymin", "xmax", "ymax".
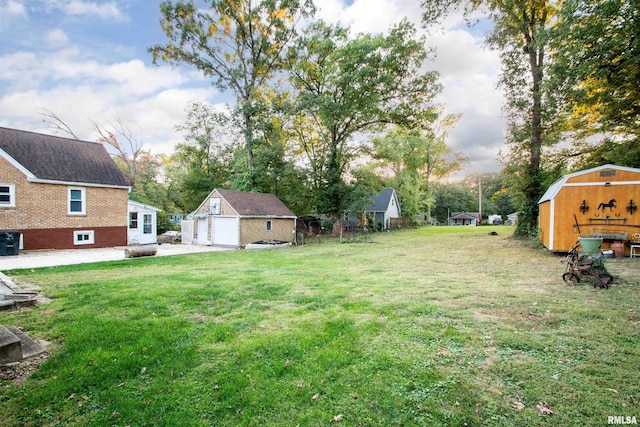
[
  {"xmin": 516, "ymin": 43, "xmax": 545, "ymax": 237},
  {"xmin": 124, "ymin": 245, "xmax": 158, "ymax": 258}
]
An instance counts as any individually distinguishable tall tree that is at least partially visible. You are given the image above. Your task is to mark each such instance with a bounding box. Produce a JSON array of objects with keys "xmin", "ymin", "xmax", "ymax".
[
  {"xmin": 149, "ymin": 0, "xmax": 315, "ymax": 188},
  {"xmin": 287, "ymin": 20, "xmax": 441, "ymax": 219},
  {"xmin": 550, "ymin": 0, "xmax": 640, "ymax": 166},
  {"xmin": 171, "ymin": 102, "xmax": 239, "ymax": 212},
  {"xmin": 423, "ymin": 0, "xmax": 557, "ymax": 237},
  {"xmin": 370, "ymin": 122, "xmax": 465, "ymax": 221}
]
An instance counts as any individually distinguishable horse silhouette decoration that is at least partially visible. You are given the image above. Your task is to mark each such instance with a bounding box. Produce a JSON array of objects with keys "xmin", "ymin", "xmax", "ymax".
[{"xmin": 598, "ymin": 199, "xmax": 617, "ymax": 212}]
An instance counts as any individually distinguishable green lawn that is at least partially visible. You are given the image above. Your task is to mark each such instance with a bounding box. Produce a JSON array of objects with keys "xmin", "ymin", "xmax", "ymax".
[{"xmin": 1, "ymin": 226, "xmax": 638, "ymax": 426}]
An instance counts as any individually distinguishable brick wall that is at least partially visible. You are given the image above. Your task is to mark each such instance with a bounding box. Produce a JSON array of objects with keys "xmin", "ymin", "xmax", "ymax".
[{"xmin": 1, "ymin": 157, "xmax": 128, "ymax": 249}]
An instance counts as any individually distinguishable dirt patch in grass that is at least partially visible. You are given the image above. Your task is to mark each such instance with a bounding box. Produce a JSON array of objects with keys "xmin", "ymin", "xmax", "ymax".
[{"xmin": 1, "ymin": 351, "xmax": 50, "ymax": 387}]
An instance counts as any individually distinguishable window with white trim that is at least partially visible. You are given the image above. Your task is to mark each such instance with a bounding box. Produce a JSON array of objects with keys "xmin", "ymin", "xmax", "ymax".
[
  {"xmin": 74, "ymin": 230, "xmax": 94, "ymax": 245},
  {"xmin": 0, "ymin": 184, "xmax": 15, "ymax": 207},
  {"xmin": 266, "ymin": 220, "xmax": 272, "ymax": 231},
  {"xmin": 143, "ymin": 214, "xmax": 153, "ymax": 234},
  {"xmin": 129, "ymin": 212, "xmax": 138, "ymax": 229},
  {"xmin": 68, "ymin": 187, "xmax": 86, "ymax": 215}
]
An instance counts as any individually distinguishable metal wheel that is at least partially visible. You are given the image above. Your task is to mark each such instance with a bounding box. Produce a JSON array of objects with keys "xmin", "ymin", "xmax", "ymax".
[
  {"xmin": 594, "ymin": 281, "xmax": 609, "ymax": 289},
  {"xmin": 562, "ymin": 272, "xmax": 580, "ymax": 284},
  {"xmin": 600, "ymin": 273, "xmax": 615, "ymax": 284}
]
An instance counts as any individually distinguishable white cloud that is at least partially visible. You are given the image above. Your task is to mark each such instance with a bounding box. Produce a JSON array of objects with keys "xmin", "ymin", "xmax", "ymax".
[
  {"xmin": 102, "ymin": 60, "xmax": 190, "ymax": 96},
  {"xmin": 67, "ymin": 0, "xmax": 125, "ymax": 20},
  {"xmin": 44, "ymin": 0, "xmax": 127, "ymax": 21},
  {"xmin": 0, "ymin": 45, "xmax": 218, "ymax": 151},
  {"xmin": 45, "ymin": 28, "xmax": 69, "ymax": 47},
  {"xmin": 1, "ymin": 0, "xmax": 27, "ymax": 17}
]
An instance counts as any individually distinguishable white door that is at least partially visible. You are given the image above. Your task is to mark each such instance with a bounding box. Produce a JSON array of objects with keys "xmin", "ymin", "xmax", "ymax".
[
  {"xmin": 212, "ymin": 217, "xmax": 239, "ymax": 246},
  {"xmin": 196, "ymin": 216, "xmax": 210, "ymax": 245},
  {"xmin": 181, "ymin": 220, "xmax": 194, "ymax": 244},
  {"xmin": 140, "ymin": 213, "xmax": 155, "ymax": 245},
  {"xmin": 128, "ymin": 212, "xmax": 140, "ymax": 244}
]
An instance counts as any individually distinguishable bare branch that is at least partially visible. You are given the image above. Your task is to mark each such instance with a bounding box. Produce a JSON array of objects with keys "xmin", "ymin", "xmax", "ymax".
[{"xmin": 38, "ymin": 107, "xmax": 80, "ymax": 139}]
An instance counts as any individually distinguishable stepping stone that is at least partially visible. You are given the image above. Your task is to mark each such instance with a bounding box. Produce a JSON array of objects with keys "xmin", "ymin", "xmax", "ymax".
[
  {"xmin": 0, "ymin": 324, "xmax": 22, "ymax": 364},
  {"xmin": 0, "ymin": 299, "xmax": 16, "ymax": 310},
  {"xmin": 7, "ymin": 327, "xmax": 46, "ymax": 359}
]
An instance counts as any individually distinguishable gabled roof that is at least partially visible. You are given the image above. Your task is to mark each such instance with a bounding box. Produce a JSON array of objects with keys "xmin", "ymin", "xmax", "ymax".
[
  {"xmin": 0, "ymin": 127, "xmax": 130, "ymax": 188},
  {"xmin": 128, "ymin": 200, "xmax": 162, "ymax": 212},
  {"xmin": 216, "ymin": 189, "xmax": 295, "ymax": 217},
  {"xmin": 450, "ymin": 212, "xmax": 479, "ymax": 220},
  {"xmin": 538, "ymin": 164, "xmax": 640, "ymax": 204},
  {"xmin": 365, "ymin": 188, "xmax": 397, "ymax": 212}
]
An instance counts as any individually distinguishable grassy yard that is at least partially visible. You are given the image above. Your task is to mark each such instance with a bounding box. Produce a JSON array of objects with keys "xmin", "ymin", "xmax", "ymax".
[{"xmin": 1, "ymin": 226, "xmax": 638, "ymax": 426}]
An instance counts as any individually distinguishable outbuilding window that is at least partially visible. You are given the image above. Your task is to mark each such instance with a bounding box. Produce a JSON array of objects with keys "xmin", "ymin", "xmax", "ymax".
[
  {"xmin": 266, "ymin": 220, "xmax": 272, "ymax": 231},
  {"xmin": 129, "ymin": 212, "xmax": 138, "ymax": 229}
]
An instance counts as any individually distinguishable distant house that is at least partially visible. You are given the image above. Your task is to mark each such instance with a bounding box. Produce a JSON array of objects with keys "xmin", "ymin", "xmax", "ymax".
[
  {"xmin": 182, "ymin": 189, "xmax": 297, "ymax": 248},
  {"xmin": 128, "ymin": 200, "xmax": 161, "ymax": 245},
  {"xmin": 349, "ymin": 188, "xmax": 401, "ymax": 230},
  {"xmin": 168, "ymin": 213, "xmax": 184, "ymax": 225},
  {"xmin": 449, "ymin": 212, "xmax": 480, "ymax": 226},
  {"xmin": 0, "ymin": 127, "xmax": 130, "ymax": 250}
]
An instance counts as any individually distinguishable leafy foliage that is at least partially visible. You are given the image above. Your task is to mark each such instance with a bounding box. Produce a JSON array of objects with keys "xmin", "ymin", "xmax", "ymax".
[
  {"xmin": 551, "ymin": 0, "xmax": 640, "ymax": 141},
  {"xmin": 170, "ymin": 102, "xmax": 238, "ymax": 213},
  {"xmin": 150, "ymin": 0, "xmax": 315, "ymax": 185},
  {"xmin": 370, "ymin": 124, "xmax": 465, "ymax": 220},
  {"xmin": 287, "ymin": 20, "xmax": 441, "ymax": 217}
]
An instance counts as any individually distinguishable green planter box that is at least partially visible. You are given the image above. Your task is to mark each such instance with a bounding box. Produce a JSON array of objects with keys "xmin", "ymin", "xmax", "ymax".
[{"xmin": 579, "ymin": 237, "xmax": 603, "ymax": 255}]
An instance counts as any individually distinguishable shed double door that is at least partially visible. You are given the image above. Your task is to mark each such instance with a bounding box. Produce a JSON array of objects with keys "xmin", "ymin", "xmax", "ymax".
[
  {"xmin": 191, "ymin": 215, "xmax": 240, "ymax": 247},
  {"xmin": 211, "ymin": 216, "xmax": 239, "ymax": 246}
]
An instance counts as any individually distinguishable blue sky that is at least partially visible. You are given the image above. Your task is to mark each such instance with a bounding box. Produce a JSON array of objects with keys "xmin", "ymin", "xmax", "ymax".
[{"xmin": 0, "ymin": 0, "xmax": 504, "ymax": 177}]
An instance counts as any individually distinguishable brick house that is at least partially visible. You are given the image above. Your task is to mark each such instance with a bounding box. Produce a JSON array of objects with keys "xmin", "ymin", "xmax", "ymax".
[
  {"xmin": 0, "ymin": 127, "xmax": 130, "ymax": 250},
  {"xmin": 182, "ymin": 189, "xmax": 296, "ymax": 247}
]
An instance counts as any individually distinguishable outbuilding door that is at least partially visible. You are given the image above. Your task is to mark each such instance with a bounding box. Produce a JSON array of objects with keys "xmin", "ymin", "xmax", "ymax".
[
  {"xmin": 196, "ymin": 216, "xmax": 210, "ymax": 245},
  {"xmin": 139, "ymin": 213, "xmax": 156, "ymax": 245},
  {"xmin": 129, "ymin": 212, "xmax": 155, "ymax": 245},
  {"xmin": 212, "ymin": 216, "xmax": 239, "ymax": 247}
]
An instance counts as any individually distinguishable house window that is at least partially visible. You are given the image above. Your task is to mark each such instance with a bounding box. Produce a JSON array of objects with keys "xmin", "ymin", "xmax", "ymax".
[
  {"xmin": 68, "ymin": 187, "xmax": 86, "ymax": 215},
  {"xmin": 143, "ymin": 214, "xmax": 153, "ymax": 234},
  {"xmin": 129, "ymin": 212, "xmax": 138, "ymax": 229},
  {"xmin": 74, "ymin": 230, "xmax": 94, "ymax": 245},
  {"xmin": 0, "ymin": 184, "xmax": 15, "ymax": 207},
  {"xmin": 266, "ymin": 220, "xmax": 272, "ymax": 231}
]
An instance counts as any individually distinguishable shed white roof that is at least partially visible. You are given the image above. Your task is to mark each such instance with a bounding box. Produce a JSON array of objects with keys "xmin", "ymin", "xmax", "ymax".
[
  {"xmin": 538, "ymin": 164, "xmax": 640, "ymax": 204},
  {"xmin": 128, "ymin": 200, "xmax": 162, "ymax": 212}
]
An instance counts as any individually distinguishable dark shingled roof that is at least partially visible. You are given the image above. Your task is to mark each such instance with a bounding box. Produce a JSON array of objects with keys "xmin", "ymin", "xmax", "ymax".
[
  {"xmin": 365, "ymin": 188, "xmax": 395, "ymax": 212},
  {"xmin": 0, "ymin": 127, "xmax": 130, "ymax": 187},
  {"xmin": 450, "ymin": 212, "xmax": 479, "ymax": 220},
  {"xmin": 216, "ymin": 189, "xmax": 295, "ymax": 217}
]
